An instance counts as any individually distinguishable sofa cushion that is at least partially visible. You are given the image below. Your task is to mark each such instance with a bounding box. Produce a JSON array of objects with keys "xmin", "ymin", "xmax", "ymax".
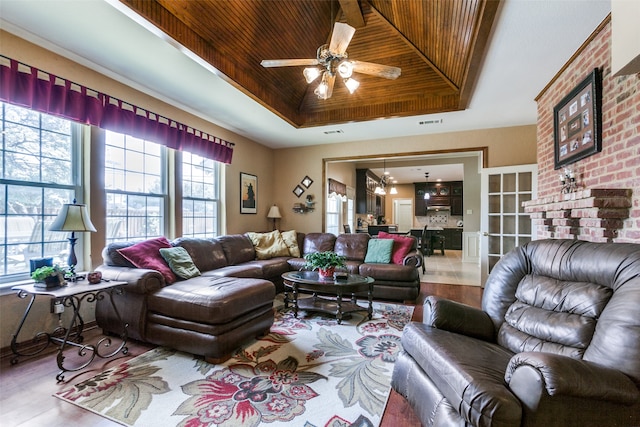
[
  {"xmin": 217, "ymin": 234, "xmax": 256, "ymax": 265},
  {"xmin": 335, "ymin": 233, "xmax": 369, "ymax": 261},
  {"xmin": 497, "ymin": 274, "xmax": 612, "ymax": 359},
  {"xmin": 378, "ymin": 231, "xmax": 415, "ymax": 264},
  {"xmin": 103, "ymin": 241, "xmax": 137, "ymax": 267},
  {"xmin": 172, "ymin": 237, "xmax": 228, "ymax": 271},
  {"xmin": 359, "ymin": 263, "xmax": 418, "ymax": 281},
  {"xmin": 402, "ymin": 323, "xmax": 521, "ymax": 426},
  {"xmin": 247, "ymin": 230, "xmax": 290, "ymax": 259},
  {"xmin": 302, "ymin": 233, "xmax": 337, "ymax": 255},
  {"xmin": 117, "ymin": 237, "xmax": 176, "ymax": 284},
  {"xmin": 159, "ymin": 246, "xmax": 201, "ymax": 279},
  {"xmin": 147, "ymin": 276, "xmax": 275, "ymax": 324},
  {"xmin": 281, "ymin": 229, "xmax": 301, "ymax": 257},
  {"xmin": 364, "ymin": 238, "xmax": 394, "ymax": 263}
]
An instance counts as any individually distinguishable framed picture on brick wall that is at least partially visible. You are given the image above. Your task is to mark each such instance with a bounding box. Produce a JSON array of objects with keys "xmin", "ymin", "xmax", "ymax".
[{"xmin": 554, "ymin": 68, "xmax": 602, "ymax": 169}]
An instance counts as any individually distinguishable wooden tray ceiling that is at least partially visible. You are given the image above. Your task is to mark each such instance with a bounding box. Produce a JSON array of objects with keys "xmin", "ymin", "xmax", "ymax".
[{"xmin": 120, "ymin": 0, "xmax": 500, "ymax": 128}]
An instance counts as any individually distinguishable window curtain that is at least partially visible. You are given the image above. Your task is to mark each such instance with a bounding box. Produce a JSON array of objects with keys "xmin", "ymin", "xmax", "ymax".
[{"xmin": 0, "ymin": 56, "xmax": 234, "ymax": 164}]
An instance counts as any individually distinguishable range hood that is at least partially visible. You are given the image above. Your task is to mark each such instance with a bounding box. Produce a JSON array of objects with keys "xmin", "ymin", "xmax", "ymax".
[{"xmin": 427, "ymin": 206, "xmax": 451, "ymax": 211}]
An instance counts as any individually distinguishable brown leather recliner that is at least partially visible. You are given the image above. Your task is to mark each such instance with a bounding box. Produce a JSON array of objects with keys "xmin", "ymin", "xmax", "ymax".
[{"xmin": 391, "ymin": 239, "xmax": 640, "ymax": 426}]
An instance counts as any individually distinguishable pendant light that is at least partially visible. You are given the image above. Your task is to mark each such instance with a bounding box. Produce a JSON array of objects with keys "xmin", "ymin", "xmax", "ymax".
[{"xmin": 424, "ymin": 172, "xmax": 430, "ymax": 200}]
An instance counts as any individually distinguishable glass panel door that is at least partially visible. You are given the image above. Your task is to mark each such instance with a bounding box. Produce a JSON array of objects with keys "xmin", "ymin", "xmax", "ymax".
[{"xmin": 480, "ymin": 164, "xmax": 537, "ymax": 285}]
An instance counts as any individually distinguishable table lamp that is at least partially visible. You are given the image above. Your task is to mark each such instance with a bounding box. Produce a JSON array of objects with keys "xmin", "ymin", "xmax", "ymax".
[
  {"xmin": 267, "ymin": 205, "xmax": 282, "ymax": 230},
  {"xmin": 49, "ymin": 199, "xmax": 97, "ymax": 281}
]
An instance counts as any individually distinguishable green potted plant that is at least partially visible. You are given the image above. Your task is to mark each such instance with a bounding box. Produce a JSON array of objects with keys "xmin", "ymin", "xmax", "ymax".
[
  {"xmin": 31, "ymin": 265, "xmax": 65, "ymax": 289},
  {"xmin": 303, "ymin": 251, "xmax": 347, "ymax": 278}
]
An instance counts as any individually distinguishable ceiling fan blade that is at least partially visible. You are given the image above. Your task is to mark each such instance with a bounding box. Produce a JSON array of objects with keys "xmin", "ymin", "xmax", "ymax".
[
  {"xmin": 351, "ymin": 61, "xmax": 401, "ymax": 79},
  {"xmin": 261, "ymin": 59, "xmax": 319, "ymax": 68},
  {"xmin": 326, "ymin": 74, "xmax": 335, "ymax": 98},
  {"xmin": 329, "ymin": 22, "xmax": 356, "ymax": 55}
]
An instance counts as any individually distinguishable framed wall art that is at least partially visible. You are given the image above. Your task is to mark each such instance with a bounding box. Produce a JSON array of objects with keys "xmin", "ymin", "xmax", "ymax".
[
  {"xmin": 240, "ymin": 172, "xmax": 257, "ymax": 214},
  {"xmin": 301, "ymin": 175, "xmax": 313, "ymax": 188},
  {"xmin": 554, "ymin": 68, "xmax": 602, "ymax": 169},
  {"xmin": 293, "ymin": 185, "xmax": 304, "ymax": 198}
]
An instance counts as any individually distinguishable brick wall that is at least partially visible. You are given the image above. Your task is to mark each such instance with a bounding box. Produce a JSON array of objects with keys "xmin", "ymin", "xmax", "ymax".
[{"xmin": 535, "ymin": 17, "xmax": 640, "ymax": 242}]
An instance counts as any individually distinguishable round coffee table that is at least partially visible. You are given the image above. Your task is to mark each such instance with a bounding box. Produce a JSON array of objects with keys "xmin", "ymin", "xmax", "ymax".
[{"xmin": 281, "ymin": 271, "xmax": 374, "ymax": 324}]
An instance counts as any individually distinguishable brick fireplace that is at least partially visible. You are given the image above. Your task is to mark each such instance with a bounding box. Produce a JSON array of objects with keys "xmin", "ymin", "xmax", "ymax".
[
  {"xmin": 531, "ymin": 16, "xmax": 639, "ymax": 243},
  {"xmin": 523, "ymin": 188, "xmax": 631, "ymax": 242}
]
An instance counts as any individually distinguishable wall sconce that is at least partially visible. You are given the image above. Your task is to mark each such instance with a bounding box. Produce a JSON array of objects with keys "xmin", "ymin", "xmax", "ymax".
[{"xmin": 559, "ymin": 168, "xmax": 579, "ymax": 194}]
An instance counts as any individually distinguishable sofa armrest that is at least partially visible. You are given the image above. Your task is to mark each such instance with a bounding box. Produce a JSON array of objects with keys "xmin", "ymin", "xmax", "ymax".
[
  {"xmin": 506, "ymin": 351, "xmax": 639, "ymax": 404},
  {"xmin": 424, "ymin": 295, "xmax": 495, "ymax": 342},
  {"xmin": 96, "ymin": 265, "xmax": 165, "ymax": 295},
  {"xmin": 402, "ymin": 250, "xmax": 422, "ymax": 269}
]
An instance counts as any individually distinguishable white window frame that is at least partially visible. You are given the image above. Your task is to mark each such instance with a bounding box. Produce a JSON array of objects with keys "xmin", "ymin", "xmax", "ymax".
[
  {"xmin": 181, "ymin": 151, "xmax": 220, "ymax": 238},
  {"xmin": 0, "ymin": 102, "xmax": 81, "ymax": 283},
  {"xmin": 104, "ymin": 131, "xmax": 167, "ymax": 243}
]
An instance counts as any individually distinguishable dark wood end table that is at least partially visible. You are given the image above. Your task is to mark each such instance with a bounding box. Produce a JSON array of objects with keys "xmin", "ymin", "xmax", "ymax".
[{"xmin": 281, "ymin": 271, "xmax": 374, "ymax": 324}]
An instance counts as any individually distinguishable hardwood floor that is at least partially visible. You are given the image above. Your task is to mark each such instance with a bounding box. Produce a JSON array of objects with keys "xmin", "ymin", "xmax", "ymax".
[{"xmin": 0, "ymin": 282, "xmax": 482, "ymax": 427}]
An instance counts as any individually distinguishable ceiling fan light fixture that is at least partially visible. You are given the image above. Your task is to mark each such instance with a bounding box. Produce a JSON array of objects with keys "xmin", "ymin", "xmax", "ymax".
[
  {"xmin": 303, "ymin": 67, "xmax": 321, "ymax": 83},
  {"xmin": 344, "ymin": 77, "xmax": 359, "ymax": 94},
  {"xmin": 337, "ymin": 60, "xmax": 353, "ymax": 78},
  {"xmin": 314, "ymin": 74, "xmax": 329, "ymax": 99}
]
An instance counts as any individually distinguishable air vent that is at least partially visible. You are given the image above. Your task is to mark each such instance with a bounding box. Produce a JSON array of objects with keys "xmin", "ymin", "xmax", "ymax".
[
  {"xmin": 419, "ymin": 119, "xmax": 443, "ymax": 125},
  {"xmin": 324, "ymin": 129, "xmax": 344, "ymax": 134}
]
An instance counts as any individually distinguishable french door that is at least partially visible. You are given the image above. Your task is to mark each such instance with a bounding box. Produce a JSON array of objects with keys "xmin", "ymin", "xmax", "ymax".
[{"xmin": 480, "ymin": 164, "xmax": 537, "ymax": 285}]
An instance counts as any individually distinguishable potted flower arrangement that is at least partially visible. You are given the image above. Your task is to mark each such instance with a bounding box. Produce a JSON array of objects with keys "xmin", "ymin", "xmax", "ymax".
[
  {"xmin": 303, "ymin": 251, "xmax": 347, "ymax": 278},
  {"xmin": 31, "ymin": 265, "xmax": 66, "ymax": 289}
]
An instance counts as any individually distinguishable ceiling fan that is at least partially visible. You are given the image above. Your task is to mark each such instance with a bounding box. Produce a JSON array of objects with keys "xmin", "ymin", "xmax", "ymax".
[{"xmin": 260, "ymin": 22, "xmax": 401, "ymax": 100}]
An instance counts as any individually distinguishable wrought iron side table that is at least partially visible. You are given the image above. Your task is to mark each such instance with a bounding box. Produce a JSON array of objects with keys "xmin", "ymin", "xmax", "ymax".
[{"xmin": 11, "ymin": 278, "xmax": 128, "ymax": 382}]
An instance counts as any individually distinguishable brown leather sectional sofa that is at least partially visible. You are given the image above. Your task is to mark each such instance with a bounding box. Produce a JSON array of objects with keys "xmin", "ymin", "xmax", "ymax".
[
  {"xmin": 391, "ymin": 239, "xmax": 640, "ymax": 426},
  {"xmin": 95, "ymin": 231, "xmax": 422, "ymax": 361}
]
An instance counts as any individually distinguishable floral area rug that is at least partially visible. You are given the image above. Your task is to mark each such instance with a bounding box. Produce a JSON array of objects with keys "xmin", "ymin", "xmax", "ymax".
[{"xmin": 55, "ymin": 298, "xmax": 414, "ymax": 427}]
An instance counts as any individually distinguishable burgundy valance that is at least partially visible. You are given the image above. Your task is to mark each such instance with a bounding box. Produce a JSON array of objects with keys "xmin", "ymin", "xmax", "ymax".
[
  {"xmin": 0, "ymin": 56, "xmax": 233, "ymax": 164},
  {"xmin": 328, "ymin": 178, "xmax": 347, "ymax": 197}
]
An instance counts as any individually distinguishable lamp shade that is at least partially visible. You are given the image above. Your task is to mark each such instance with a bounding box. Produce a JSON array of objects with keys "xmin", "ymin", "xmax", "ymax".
[
  {"xmin": 49, "ymin": 203, "xmax": 97, "ymax": 232},
  {"xmin": 267, "ymin": 205, "xmax": 282, "ymax": 219}
]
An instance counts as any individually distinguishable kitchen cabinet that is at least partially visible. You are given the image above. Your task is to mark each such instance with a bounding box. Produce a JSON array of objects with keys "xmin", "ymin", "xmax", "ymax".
[
  {"xmin": 414, "ymin": 182, "xmax": 427, "ymax": 215},
  {"xmin": 357, "ymin": 169, "xmax": 383, "ymax": 215},
  {"xmin": 450, "ymin": 181, "xmax": 463, "ymax": 216},
  {"xmin": 415, "ymin": 181, "xmax": 463, "ymax": 214},
  {"xmin": 444, "ymin": 228, "xmax": 463, "ymax": 250}
]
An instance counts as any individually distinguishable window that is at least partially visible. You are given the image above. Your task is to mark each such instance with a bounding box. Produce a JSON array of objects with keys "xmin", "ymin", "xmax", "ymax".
[
  {"xmin": 0, "ymin": 102, "xmax": 78, "ymax": 281},
  {"xmin": 326, "ymin": 195, "xmax": 340, "ymax": 236},
  {"xmin": 182, "ymin": 152, "xmax": 220, "ymax": 238},
  {"xmin": 105, "ymin": 131, "xmax": 166, "ymax": 243}
]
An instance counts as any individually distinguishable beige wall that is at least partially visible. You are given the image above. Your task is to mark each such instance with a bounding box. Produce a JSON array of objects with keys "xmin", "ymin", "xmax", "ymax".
[{"xmin": 273, "ymin": 125, "xmax": 537, "ymax": 233}]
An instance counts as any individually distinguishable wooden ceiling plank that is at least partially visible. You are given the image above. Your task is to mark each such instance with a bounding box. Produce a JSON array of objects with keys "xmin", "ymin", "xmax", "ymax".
[
  {"xmin": 365, "ymin": 0, "xmax": 459, "ymax": 92},
  {"xmin": 338, "ymin": 0, "xmax": 366, "ymax": 28}
]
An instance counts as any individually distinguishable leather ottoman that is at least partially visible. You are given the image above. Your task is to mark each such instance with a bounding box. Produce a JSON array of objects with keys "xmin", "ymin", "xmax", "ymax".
[{"xmin": 146, "ymin": 276, "xmax": 275, "ymax": 362}]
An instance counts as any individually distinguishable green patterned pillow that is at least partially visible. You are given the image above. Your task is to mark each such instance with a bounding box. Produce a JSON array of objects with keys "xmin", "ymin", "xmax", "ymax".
[
  {"xmin": 364, "ymin": 238, "xmax": 394, "ymax": 264},
  {"xmin": 159, "ymin": 246, "xmax": 201, "ymax": 280}
]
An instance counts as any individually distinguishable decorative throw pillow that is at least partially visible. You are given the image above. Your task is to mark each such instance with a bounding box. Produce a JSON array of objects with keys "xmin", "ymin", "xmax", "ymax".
[
  {"xmin": 117, "ymin": 236, "xmax": 177, "ymax": 284},
  {"xmin": 247, "ymin": 230, "xmax": 291, "ymax": 260},
  {"xmin": 364, "ymin": 238, "xmax": 394, "ymax": 264},
  {"xmin": 280, "ymin": 229, "xmax": 301, "ymax": 257},
  {"xmin": 378, "ymin": 231, "xmax": 415, "ymax": 264},
  {"xmin": 159, "ymin": 246, "xmax": 201, "ymax": 280}
]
